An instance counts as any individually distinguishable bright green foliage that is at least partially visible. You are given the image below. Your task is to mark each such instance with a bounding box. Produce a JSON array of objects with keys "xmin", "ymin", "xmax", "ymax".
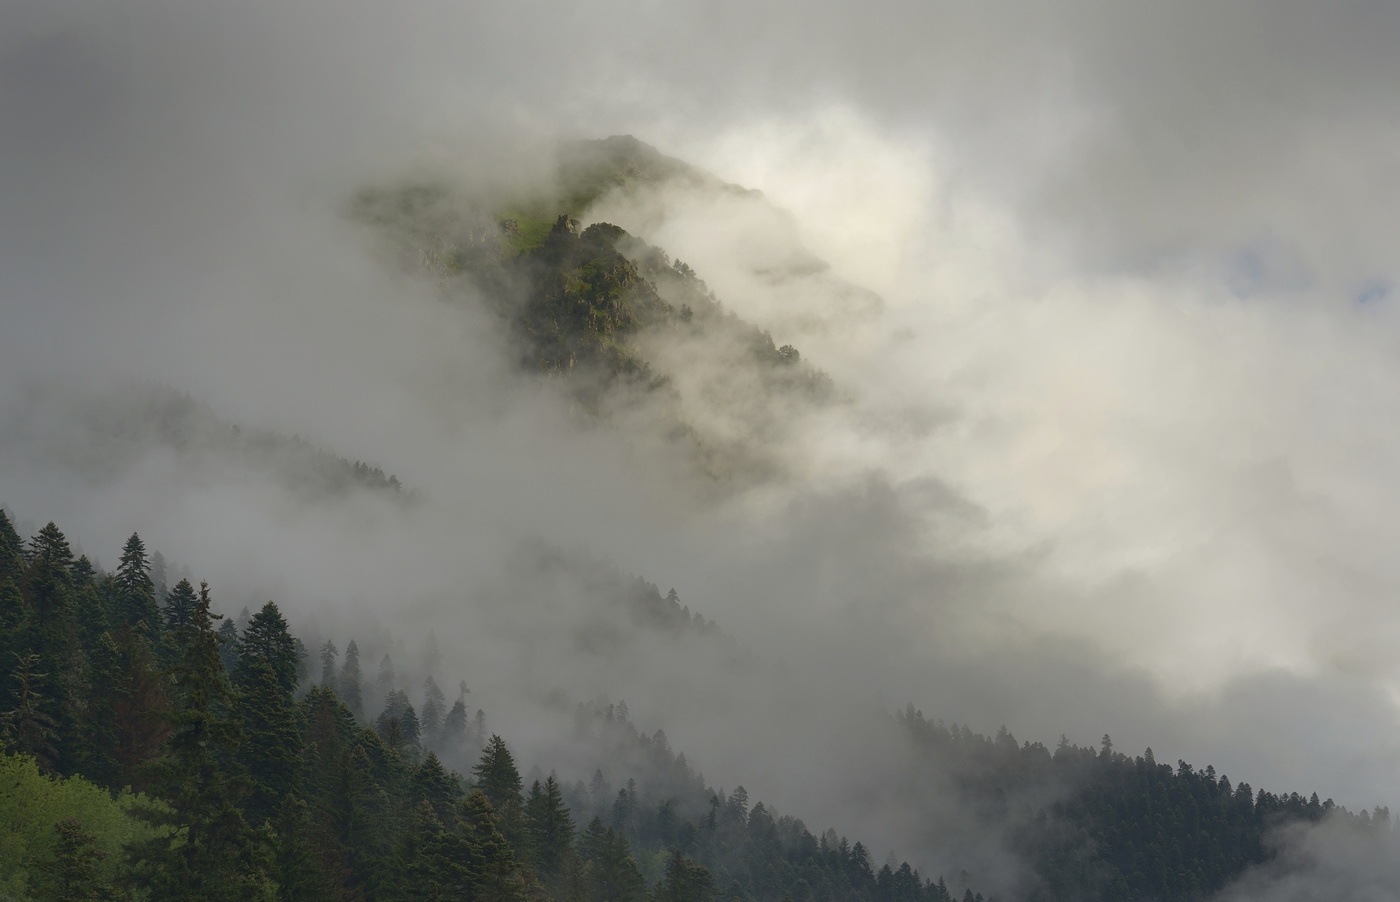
[{"xmin": 0, "ymin": 751, "xmax": 154, "ymax": 900}]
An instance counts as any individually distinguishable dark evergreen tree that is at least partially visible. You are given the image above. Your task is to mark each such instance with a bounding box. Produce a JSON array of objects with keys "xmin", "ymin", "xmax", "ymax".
[
  {"xmin": 474, "ymin": 734, "xmax": 523, "ymax": 811},
  {"xmin": 580, "ymin": 817, "xmax": 647, "ymax": 902},
  {"xmin": 21, "ymin": 522, "xmax": 81, "ymax": 772},
  {"xmin": 114, "ymin": 533, "xmax": 160, "ymax": 641},
  {"xmin": 237, "ymin": 602, "xmax": 300, "ymax": 696},
  {"xmin": 131, "ymin": 580, "xmax": 275, "ymax": 900},
  {"xmin": 1, "ymin": 651, "xmax": 59, "ymax": 770},
  {"xmin": 462, "ymin": 789, "xmax": 527, "ymax": 902},
  {"xmin": 34, "ymin": 816, "xmax": 119, "ymax": 902},
  {"xmin": 420, "ymin": 675, "xmax": 445, "ymax": 744},
  {"xmin": 376, "ymin": 688, "xmax": 422, "ymax": 752},
  {"xmin": 655, "ymin": 849, "xmax": 715, "ymax": 902},
  {"xmin": 162, "ymin": 579, "xmax": 200, "ymax": 635},
  {"xmin": 216, "ymin": 618, "xmax": 239, "ymax": 675},
  {"xmin": 411, "ymin": 751, "xmax": 464, "ymax": 820},
  {"xmin": 319, "ymin": 639, "xmax": 339, "ymax": 691},
  {"xmin": 526, "ymin": 774, "xmax": 576, "ymax": 881},
  {"xmin": 340, "ymin": 639, "xmax": 363, "ymax": 721},
  {"xmin": 375, "ymin": 654, "xmax": 395, "ymax": 707},
  {"xmin": 235, "ymin": 600, "xmax": 303, "ymax": 826},
  {"xmin": 237, "ymin": 655, "xmax": 303, "ymax": 825}
]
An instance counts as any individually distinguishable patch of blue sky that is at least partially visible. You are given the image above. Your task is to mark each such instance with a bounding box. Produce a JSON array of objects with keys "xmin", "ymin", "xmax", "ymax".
[{"xmin": 1354, "ymin": 279, "xmax": 1390, "ymax": 306}]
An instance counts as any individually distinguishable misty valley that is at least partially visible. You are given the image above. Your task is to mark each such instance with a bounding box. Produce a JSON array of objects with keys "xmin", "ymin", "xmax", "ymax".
[{"xmin": 3, "ymin": 134, "xmax": 1397, "ymax": 902}]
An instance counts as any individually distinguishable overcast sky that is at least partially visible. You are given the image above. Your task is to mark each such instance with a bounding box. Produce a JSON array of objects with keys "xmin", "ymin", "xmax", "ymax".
[{"xmin": 4, "ymin": 0, "xmax": 1400, "ymax": 893}]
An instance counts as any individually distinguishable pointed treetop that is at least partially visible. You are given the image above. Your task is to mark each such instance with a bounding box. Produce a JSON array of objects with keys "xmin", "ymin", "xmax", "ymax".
[
  {"xmin": 29, "ymin": 523, "xmax": 74, "ymax": 569},
  {"xmin": 237, "ymin": 601, "xmax": 300, "ymax": 695},
  {"xmin": 0, "ymin": 510, "xmax": 23, "ymax": 581}
]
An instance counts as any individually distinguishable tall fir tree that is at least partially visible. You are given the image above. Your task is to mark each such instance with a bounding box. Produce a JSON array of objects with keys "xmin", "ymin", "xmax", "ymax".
[
  {"xmin": 525, "ymin": 774, "xmax": 575, "ymax": 882},
  {"xmin": 420, "ymin": 675, "xmax": 445, "ymax": 745},
  {"xmin": 114, "ymin": 533, "xmax": 160, "ymax": 642},
  {"xmin": 131, "ymin": 580, "xmax": 275, "ymax": 900},
  {"xmin": 236, "ymin": 602, "xmax": 300, "ymax": 696},
  {"xmin": 21, "ymin": 523, "xmax": 82, "ymax": 773},
  {"xmin": 235, "ymin": 601, "xmax": 304, "ymax": 825},
  {"xmin": 340, "ymin": 640, "xmax": 363, "ymax": 721},
  {"xmin": 319, "ymin": 639, "xmax": 339, "ymax": 692}
]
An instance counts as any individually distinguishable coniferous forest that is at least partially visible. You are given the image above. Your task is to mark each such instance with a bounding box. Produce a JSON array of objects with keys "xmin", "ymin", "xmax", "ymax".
[{"xmin": 2, "ymin": 510, "xmax": 1393, "ymax": 900}]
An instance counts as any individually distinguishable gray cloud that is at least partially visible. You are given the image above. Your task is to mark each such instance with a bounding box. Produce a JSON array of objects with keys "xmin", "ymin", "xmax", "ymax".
[{"xmin": 4, "ymin": 0, "xmax": 1400, "ymax": 889}]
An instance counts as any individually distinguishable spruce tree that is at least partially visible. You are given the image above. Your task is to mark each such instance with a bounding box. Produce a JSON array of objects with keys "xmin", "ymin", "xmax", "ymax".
[
  {"xmin": 473, "ymin": 734, "xmax": 523, "ymax": 810},
  {"xmin": 421, "ymin": 675, "xmax": 445, "ymax": 745},
  {"xmin": 340, "ymin": 640, "xmax": 363, "ymax": 721},
  {"xmin": 114, "ymin": 533, "xmax": 159, "ymax": 641},
  {"xmin": 132, "ymin": 580, "xmax": 274, "ymax": 900},
  {"xmin": 235, "ymin": 602, "xmax": 303, "ymax": 826},
  {"xmin": 525, "ymin": 774, "xmax": 575, "ymax": 881},
  {"xmin": 462, "ymin": 790, "xmax": 527, "ymax": 902},
  {"xmin": 236, "ymin": 602, "xmax": 300, "ymax": 695},
  {"xmin": 319, "ymin": 639, "xmax": 339, "ymax": 691},
  {"xmin": 237, "ymin": 656, "xmax": 303, "ymax": 825}
]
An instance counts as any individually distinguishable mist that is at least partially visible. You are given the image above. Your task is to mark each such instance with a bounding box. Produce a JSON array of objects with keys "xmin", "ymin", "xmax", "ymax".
[{"xmin": 4, "ymin": 0, "xmax": 1400, "ymax": 894}]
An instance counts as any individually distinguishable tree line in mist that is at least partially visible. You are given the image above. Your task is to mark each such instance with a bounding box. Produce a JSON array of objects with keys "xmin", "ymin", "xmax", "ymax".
[{"xmin": 2, "ymin": 508, "xmax": 1395, "ymax": 900}]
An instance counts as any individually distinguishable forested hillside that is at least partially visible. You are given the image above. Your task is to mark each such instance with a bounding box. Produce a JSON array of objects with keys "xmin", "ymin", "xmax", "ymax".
[
  {"xmin": 2, "ymin": 509, "xmax": 1390, "ymax": 900},
  {"xmin": 350, "ymin": 138, "xmax": 835, "ymax": 485}
]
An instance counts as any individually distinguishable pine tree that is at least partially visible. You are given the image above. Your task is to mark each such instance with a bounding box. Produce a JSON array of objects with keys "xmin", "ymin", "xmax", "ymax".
[
  {"xmin": 340, "ymin": 640, "xmax": 363, "ymax": 721},
  {"xmin": 237, "ymin": 602, "xmax": 300, "ymax": 696},
  {"xmin": 462, "ymin": 790, "xmax": 527, "ymax": 902},
  {"xmin": 525, "ymin": 774, "xmax": 575, "ymax": 881},
  {"xmin": 375, "ymin": 653, "xmax": 395, "ymax": 705},
  {"xmin": 319, "ymin": 639, "xmax": 339, "ymax": 691},
  {"xmin": 442, "ymin": 696, "xmax": 468, "ymax": 751},
  {"xmin": 375, "ymin": 689, "xmax": 421, "ymax": 752},
  {"xmin": 1, "ymin": 652, "xmax": 59, "ymax": 770},
  {"xmin": 22, "ymin": 523, "xmax": 81, "ymax": 771},
  {"xmin": 579, "ymin": 818, "xmax": 646, "ymax": 902},
  {"xmin": 34, "ymin": 816, "xmax": 119, "ymax": 902},
  {"xmin": 108, "ymin": 625, "xmax": 170, "ymax": 791},
  {"xmin": 235, "ymin": 601, "xmax": 303, "ymax": 826},
  {"xmin": 655, "ymin": 849, "xmax": 715, "ymax": 902},
  {"xmin": 132, "ymin": 580, "xmax": 275, "ymax": 900},
  {"xmin": 237, "ymin": 656, "xmax": 303, "ymax": 826},
  {"xmin": 411, "ymin": 751, "xmax": 464, "ymax": 819},
  {"xmin": 0, "ymin": 511, "xmax": 26, "ymax": 720},
  {"xmin": 216, "ymin": 618, "xmax": 239, "ymax": 675},
  {"xmin": 474, "ymin": 734, "xmax": 523, "ymax": 811},
  {"xmin": 114, "ymin": 533, "xmax": 159, "ymax": 641},
  {"xmin": 420, "ymin": 675, "xmax": 445, "ymax": 745}
]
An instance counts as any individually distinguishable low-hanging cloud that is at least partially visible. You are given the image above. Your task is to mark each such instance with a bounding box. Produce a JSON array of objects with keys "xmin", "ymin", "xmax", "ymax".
[{"xmin": 4, "ymin": 0, "xmax": 1400, "ymax": 892}]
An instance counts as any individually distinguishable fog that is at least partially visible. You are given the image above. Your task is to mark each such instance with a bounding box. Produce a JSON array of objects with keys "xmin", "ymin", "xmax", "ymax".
[{"xmin": 4, "ymin": 0, "xmax": 1400, "ymax": 893}]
